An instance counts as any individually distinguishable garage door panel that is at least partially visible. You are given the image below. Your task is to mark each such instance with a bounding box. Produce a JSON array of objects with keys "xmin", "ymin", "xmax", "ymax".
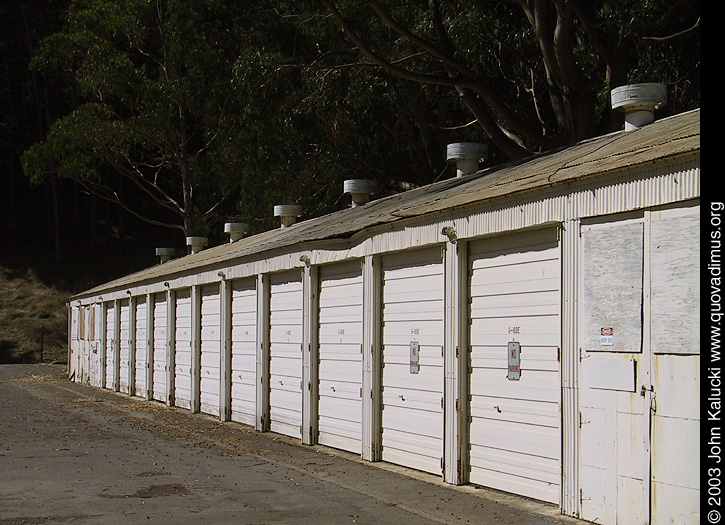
[
  {"xmin": 317, "ymin": 262, "xmax": 364, "ymax": 454},
  {"xmin": 468, "ymin": 230, "xmax": 561, "ymax": 504},
  {"xmin": 135, "ymin": 298, "xmax": 148, "ymax": 395},
  {"xmin": 105, "ymin": 304, "xmax": 115, "ymax": 388},
  {"xmin": 152, "ymin": 294, "xmax": 167, "ymax": 401},
  {"xmin": 381, "ymin": 248, "xmax": 444, "ymax": 475},
  {"xmin": 230, "ymin": 279, "xmax": 257, "ymax": 426},
  {"xmin": 174, "ymin": 290, "xmax": 192, "ymax": 410},
  {"xmin": 119, "ymin": 300, "xmax": 131, "ymax": 393}
]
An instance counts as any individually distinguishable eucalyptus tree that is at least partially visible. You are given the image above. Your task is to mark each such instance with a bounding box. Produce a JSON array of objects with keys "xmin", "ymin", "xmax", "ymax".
[
  {"xmin": 313, "ymin": 0, "xmax": 700, "ymax": 160},
  {"xmin": 22, "ymin": 0, "xmax": 270, "ymax": 240}
]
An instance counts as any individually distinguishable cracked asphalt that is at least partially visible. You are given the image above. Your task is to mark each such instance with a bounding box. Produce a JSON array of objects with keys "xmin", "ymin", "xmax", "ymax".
[{"xmin": 0, "ymin": 364, "xmax": 585, "ymax": 525}]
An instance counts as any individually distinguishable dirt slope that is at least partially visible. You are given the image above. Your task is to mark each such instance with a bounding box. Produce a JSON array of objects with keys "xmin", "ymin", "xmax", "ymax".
[{"xmin": 0, "ymin": 266, "xmax": 68, "ymax": 364}]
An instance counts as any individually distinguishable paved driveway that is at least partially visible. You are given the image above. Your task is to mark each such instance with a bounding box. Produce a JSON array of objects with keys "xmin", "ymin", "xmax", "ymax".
[{"xmin": 0, "ymin": 364, "xmax": 583, "ymax": 524}]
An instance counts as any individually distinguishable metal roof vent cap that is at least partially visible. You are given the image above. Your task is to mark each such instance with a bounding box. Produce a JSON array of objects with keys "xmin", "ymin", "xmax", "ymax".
[
  {"xmin": 274, "ymin": 205, "xmax": 302, "ymax": 228},
  {"xmin": 446, "ymin": 142, "xmax": 488, "ymax": 177},
  {"xmin": 224, "ymin": 222, "xmax": 248, "ymax": 242},
  {"xmin": 155, "ymin": 247, "xmax": 176, "ymax": 264},
  {"xmin": 343, "ymin": 179, "xmax": 376, "ymax": 207},
  {"xmin": 611, "ymin": 83, "xmax": 667, "ymax": 130},
  {"xmin": 186, "ymin": 236, "xmax": 208, "ymax": 254}
]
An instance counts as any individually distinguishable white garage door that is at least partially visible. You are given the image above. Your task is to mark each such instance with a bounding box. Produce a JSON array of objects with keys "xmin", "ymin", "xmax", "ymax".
[
  {"xmin": 105, "ymin": 302, "xmax": 115, "ymax": 389},
  {"xmin": 230, "ymin": 278, "xmax": 257, "ymax": 426},
  {"xmin": 119, "ymin": 299, "xmax": 131, "ymax": 394},
  {"xmin": 468, "ymin": 228, "xmax": 561, "ymax": 504},
  {"xmin": 318, "ymin": 261, "xmax": 364, "ymax": 454},
  {"xmin": 269, "ymin": 271, "xmax": 303, "ymax": 439},
  {"xmin": 152, "ymin": 293, "xmax": 167, "ymax": 402},
  {"xmin": 174, "ymin": 289, "xmax": 193, "ymax": 410},
  {"xmin": 381, "ymin": 247, "xmax": 445, "ymax": 475},
  {"xmin": 200, "ymin": 285, "xmax": 221, "ymax": 417},
  {"xmin": 134, "ymin": 296, "xmax": 148, "ymax": 397}
]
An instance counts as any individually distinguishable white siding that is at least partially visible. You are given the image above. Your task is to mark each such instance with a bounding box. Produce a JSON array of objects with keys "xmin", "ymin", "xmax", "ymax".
[
  {"xmin": 468, "ymin": 228, "xmax": 561, "ymax": 504},
  {"xmin": 318, "ymin": 261, "xmax": 364, "ymax": 454},
  {"xmin": 230, "ymin": 278, "xmax": 257, "ymax": 426},
  {"xmin": 174, "ymin": 289, "xmax": 193, "ymax": 410},
  {"xmin": 152, "ymin": 293, "xmax": 167, "ymax": 402},
  {"xmin": 200, "ymin": 285, "xmax": 221, "ymax": 416},
  {"xmin": 269, "ymin": 271, "xmax": 304, "ymax": 439},
  {"xmin": 381, "ymin": 247, "xmax": 444, "ymax": 475}
]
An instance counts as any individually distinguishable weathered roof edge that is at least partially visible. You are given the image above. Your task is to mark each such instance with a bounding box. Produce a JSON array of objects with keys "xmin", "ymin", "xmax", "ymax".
[{"xmin": 71, "ymin": 108, "xmax": 700, "ymax": 300}]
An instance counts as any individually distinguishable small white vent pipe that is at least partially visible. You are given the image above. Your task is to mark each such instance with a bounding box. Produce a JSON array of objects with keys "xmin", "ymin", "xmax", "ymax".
[
  {"xmin": 343, "ymin": 179, "xmax": 376, "ymax": 207},
  {"xmin": 446, "ymin": 143, "xmax": 488, "ymax": 177},
  {"xmin": 224, "ymin": 222, "xmax": 248, "ymax": 242},
  {"xmin": 611, "ymin": 83, "xmax": 667, "ymax": 130},
  {"xmin": 155, "ymin": 247, "xmax": 175, "ymax": 264},
  {"xmin": 186, "ymin": 236, "xmax": 208, "ymax": 254},
  {"xmin": 274, "ymin": 205, "xmax": 302, "ymax": 228}
]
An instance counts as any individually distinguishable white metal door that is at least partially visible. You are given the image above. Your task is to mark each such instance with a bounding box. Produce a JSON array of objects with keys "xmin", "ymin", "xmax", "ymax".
[
  {"xmin": 134, "ymin": 297, "xmax": 148, "ymax": 397},
  {"xmin": 119, "ymin": 299, "xmax": 131, "ymax": 394},
  {"xmin": 174, "ymin": 289, "xmax": 193, "ymax": 409},
  {"xmin": 200, "ymin": 285, "xmax": 221, "ymax": 416},
  {"xmin": 468, "ymin": 228, "xmax": 561, "ymax": 504},
  {"xmin": 381, "ymin": 247, "xmax": 444, "ymax": 475},
  {"xmin": 318, "ymin": 261, "xmax": 364, "ymax": 454},
  {"xmin": 152, "ymin": 293, "xmax": 167, "ymax": 402},
  {"xmin": 105, "ymin": 302, "xmax": 115, "ymax": 389},
  {"xmin": 230, "ymin": 278, "xmax": 257, "ymax": 426},
  {"xmin": 269, "ymin": 271, "xmax": 303, "ymax": 439}
]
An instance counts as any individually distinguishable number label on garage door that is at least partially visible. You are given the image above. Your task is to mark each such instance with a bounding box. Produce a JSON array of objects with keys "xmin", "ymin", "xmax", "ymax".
[
  {"xmin": 507, "ymin": 341, "xmax": 521, "ymax": 380},
  {"xmin": 410, "ymin": 341, "xmax": 420, "ymax": 374}
]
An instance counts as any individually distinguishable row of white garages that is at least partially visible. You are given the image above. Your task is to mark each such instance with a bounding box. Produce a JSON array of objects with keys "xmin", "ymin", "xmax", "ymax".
[{"xmin": 73, "ymin": 228, "xmax": 561, "ymax": 504}]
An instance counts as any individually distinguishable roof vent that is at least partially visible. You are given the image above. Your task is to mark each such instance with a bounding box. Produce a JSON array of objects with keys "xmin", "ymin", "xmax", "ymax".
[
  {"xmin": 186, "ymin": 236, "xmax": 208, "ymax": 254},
  {"xmin": 611, "ymin": 83, "xmax": 667, "ymax": 130},
  {"xmin": 343, "ymin": 179, "xmax": 376, "ymax": 207},
  {"xmin": 446, "ymin": 143, "xmax": 488, "ymax": 177},
  {"xmin": 155, "ymin": 247, "xmax": 176, "ymax": 264},
  {"xmin": 274, "ymin": 205, "xmax": 302, "ymax": 228},
  {"xmin": 224, "ymin": 222, "xmax": 248, "ymax": 242}
]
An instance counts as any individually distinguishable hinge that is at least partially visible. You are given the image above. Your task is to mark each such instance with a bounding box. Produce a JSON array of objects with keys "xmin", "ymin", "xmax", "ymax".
[
  {"xmin": 308, "ymin": 382, "xmax": 312, "ymax": 391},
  {"xmin": 441, "ymin": 397, "xmax": 444, "ymax": 410},
  {"xmin": 455, "ymin": 345, "xmax": 459, "ymax": 358},
  {"xmin": 360, "ymin": 387, "xmax": 363, "ymax": 398},
  {"xmin": 440, "ymin": 457, "xmax": 445, "ymax": 473},
  {"xmin": 455, "ymin": 398, "xmax": 460, "ymax": 412},
  {"xmin": 557, "ymin": 347, "xmax": 560, "ymax": 362}
]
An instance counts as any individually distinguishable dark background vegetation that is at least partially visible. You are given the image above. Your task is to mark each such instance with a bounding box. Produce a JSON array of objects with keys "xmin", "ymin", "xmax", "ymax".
[{"xmin": 0, "ymin": 0, "xmax": 700, "ymax": 363}]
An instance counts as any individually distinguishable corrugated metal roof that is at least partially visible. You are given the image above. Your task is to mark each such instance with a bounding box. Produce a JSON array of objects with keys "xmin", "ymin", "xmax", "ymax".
[{"xmin": 74, "ymin": 109, "xmax": 700, "ymax": 298}]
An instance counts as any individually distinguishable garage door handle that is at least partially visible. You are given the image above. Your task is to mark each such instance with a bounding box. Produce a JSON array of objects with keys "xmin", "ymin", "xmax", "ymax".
[
  {"xmin": 400, "ymin": 395, "xmax": 405, "ymax": 401},
  {"xmin": 494, "ymin": 405, "xmax": 502, "ymax": 413}
]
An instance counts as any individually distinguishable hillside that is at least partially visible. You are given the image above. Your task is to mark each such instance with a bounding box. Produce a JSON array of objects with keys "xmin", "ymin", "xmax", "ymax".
[{"xmin": 0, "ymin": 266, "xmax": 69, "ymax": 364}]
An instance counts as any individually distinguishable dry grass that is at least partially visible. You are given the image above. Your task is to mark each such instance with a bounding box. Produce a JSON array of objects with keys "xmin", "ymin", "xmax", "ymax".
[{"xmin": 0, "ymin": 266, "xmax": 68, "ymax": 364}]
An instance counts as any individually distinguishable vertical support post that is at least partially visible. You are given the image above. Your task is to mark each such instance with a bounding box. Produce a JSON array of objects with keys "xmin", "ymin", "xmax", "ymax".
[
  {"xmin": 113, "ymin": 299, "xmax": 121, "ymax": 392},
  {"xmin": 166, "ymin": 288, "xmax": 176, "ymax": 407},
  {"xmin": 560, "ymin": 220, "xmax": 580, "ymax": 516},
  {"xmin": 301, "ymin": 262, "xmax": 319, "ymax": 445},
  {"xmin": 191, "ymin": 285, "xmax": 201, "ymax": 413},
  {"xmin": 256, "ymin": 273, "xmax": 270, "ymax": 432},
  {"xmin": 129, "ymin": 295, "xmax": 137, "ymax": 396},
  {"xmin": 443, "ymin": 237, "xmax": 469, "ymax": 484},
  {"xmin": 361, "ymin": 254, "xmax": 382, "ymax": 461},
  {"xmin": 220, "ymin": 277, "xmax": 233, "ymax": 421},
  {"xmin": 146, "ymin": 293, "xmax": 154, "ymax": 400}
]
